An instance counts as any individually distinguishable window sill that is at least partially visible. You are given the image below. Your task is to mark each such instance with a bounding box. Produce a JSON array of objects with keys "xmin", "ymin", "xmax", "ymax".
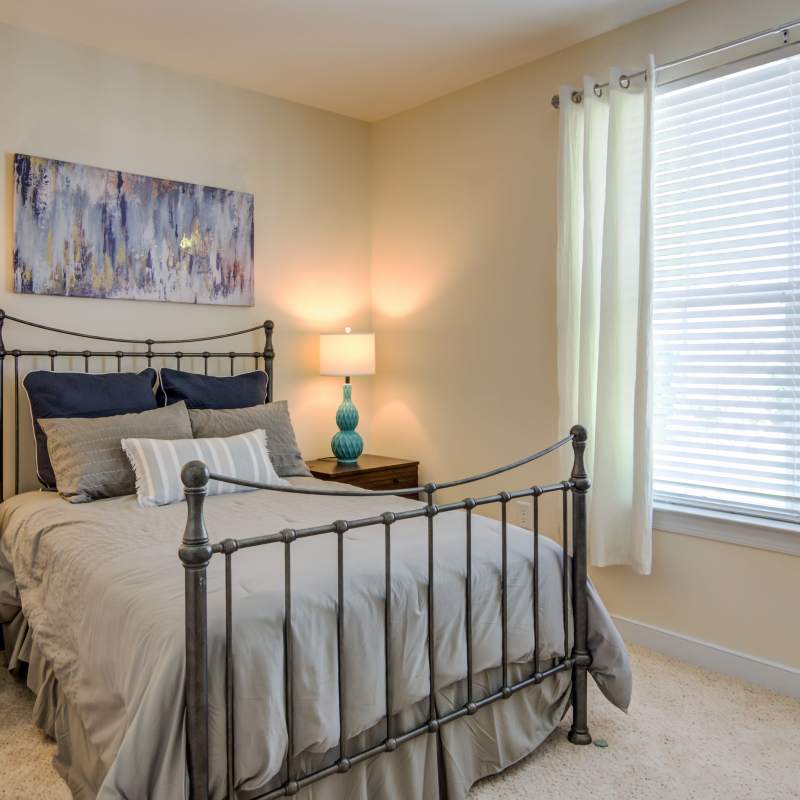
[{"xmin": 653, "ymin": 503, "xmax": 800, "ymax": 557}]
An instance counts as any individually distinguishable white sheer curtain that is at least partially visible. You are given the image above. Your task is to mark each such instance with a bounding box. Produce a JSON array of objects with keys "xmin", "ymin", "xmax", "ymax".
[{"xmin": 557, "ymin": 59, "xmax": 655, "ymax": 575}]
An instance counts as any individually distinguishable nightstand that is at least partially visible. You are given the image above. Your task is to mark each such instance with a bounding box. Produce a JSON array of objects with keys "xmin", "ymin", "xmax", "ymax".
[{"xmin": 305, "ymin": 455, "xmax": 419, "ymax": 495}]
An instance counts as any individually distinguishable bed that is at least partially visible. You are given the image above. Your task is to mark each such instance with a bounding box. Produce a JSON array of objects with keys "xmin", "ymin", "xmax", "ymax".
[{"xmin": 0, "ymin": 311, "xmax": 631, "ymax": 799}]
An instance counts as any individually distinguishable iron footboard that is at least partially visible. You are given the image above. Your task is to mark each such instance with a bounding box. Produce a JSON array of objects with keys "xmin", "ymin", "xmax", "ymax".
[{"xmin": 179, "ymin": 425, "xmax": 593, "ymax": 800}]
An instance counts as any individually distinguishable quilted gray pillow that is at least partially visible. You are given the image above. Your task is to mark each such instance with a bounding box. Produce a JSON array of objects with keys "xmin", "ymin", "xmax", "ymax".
[
  {"xmin": 40, "ymin": 402, "xmax": 193, "ymax": 502},
  {"xmin": 188, "ymin": 401, "xmax": 311, "ymax": 478}
]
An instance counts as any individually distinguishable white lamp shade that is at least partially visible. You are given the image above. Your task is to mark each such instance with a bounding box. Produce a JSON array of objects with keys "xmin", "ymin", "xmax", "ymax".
[{"xmin": 320, "ymin": 333, "xmax": 375, "ymax": 377}]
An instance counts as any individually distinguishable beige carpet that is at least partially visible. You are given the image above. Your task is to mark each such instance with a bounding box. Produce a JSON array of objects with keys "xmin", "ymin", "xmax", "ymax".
[{"xmin": 1, "ymin": 644, "xmax": 798, "ymax": 799}]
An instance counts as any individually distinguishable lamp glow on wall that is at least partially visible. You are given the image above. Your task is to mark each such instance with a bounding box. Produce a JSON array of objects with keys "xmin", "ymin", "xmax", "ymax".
[{"xmin": 320, "ymin": 328, "xmax": 375, "ymax": 463}]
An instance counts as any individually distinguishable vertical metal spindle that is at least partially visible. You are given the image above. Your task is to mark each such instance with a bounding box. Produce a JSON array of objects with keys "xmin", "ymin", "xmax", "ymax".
[
  {"xmin": 562, "ymin": 487, "xmax": 569, "ymax": 660},
  {"xmin": 383, "ymin": 517, "xmax": 394, "ymax": 741},
  {"xmin": 465, "ymin": 501, "xmax": 474, "ymax": 707},
  {"xmin": 500, "ymin": 492, "xmax": 510, "ymax": 694},
  {"xmin": 426, "ymin": 487, "xmax": 437, "ymax": 726},
  {"xmin": 13, "ymin": 352, "xmax": 19, "ymax": 496},
  {"xmin": 336, "ymin": 525, "xmax": 346, "ymax": 761},
  {"xmin": 203, "ymin": 353, "xmax": 210, "ymax": 376},
  {"xmin": 49, "ymin": 351, "xmax": 56, "ymax": 371},
  {"xmin": 283, "ymin": 533, "xmax": 295, "ymax": 786},
  {"xmin": 533, "ymin": 491, "xmax": 540, "ymax": 676},
  {"xmin": 146, "ymin": 339, "xmax": 154, "ymax": 367},
  {"xmin": 177, "ymin": 352, "xmax": 183, "ymax": 370},
  {"xmin": 229, "ymin": 353, "xmax": 235, "ymax": 376},
  {"xmin": 224, "ymin": 550, "xmax": 235, "ymax": 798},
  {"xmin": 83, "ymin": 351, "xmax": 90, "ymax": 372},
  {"xmin": 254, "ymin": 354, "xmax": 259, "ymax": 371},
  {"xmin": 116, "ymin": 351, "xmax": 123, "ymax": 373}
]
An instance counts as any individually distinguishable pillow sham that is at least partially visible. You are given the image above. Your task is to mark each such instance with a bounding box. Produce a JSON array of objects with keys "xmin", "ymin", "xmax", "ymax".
[
  {"xmin": 188, "ymin": 401, "xmax": 312, "ymax": 477},
  {"xmin": 121, "ymin": 429, "xmax": 288, "ymax": 507},
  {"xmin": 23, "ymin": 368, "xmax": 158, "ymax": 488},
  {"xmin": 40, "ymin": 402, "xmax": 193, "ymax": 503},
  {"xmin": 159, "ymin": 368, "xmax": 268, "ymax": 410}
]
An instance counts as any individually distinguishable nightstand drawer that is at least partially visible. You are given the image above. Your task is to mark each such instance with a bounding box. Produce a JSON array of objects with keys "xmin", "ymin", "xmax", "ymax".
[
  {"xmin": 344, "ymin": 464, "xmax": 418, "ymax": 492},
  {"xmin": 305, "ymin": 455, "xmax": 420, "ymax": 497}
]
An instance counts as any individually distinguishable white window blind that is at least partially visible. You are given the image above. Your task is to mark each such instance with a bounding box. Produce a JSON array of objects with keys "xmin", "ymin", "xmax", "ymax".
[{"xmin": 653, "ymin": 50, "xmax": 800, "ymax": 524}]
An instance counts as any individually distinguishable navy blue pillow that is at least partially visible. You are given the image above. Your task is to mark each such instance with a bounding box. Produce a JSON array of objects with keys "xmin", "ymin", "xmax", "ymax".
[
  {"xmin": 159, "ymin": 368, "xmax": 268, "ymax": 410},
  {"xmin": 24, "ymin": 369, "xmax": 158, "ymax": 488}
]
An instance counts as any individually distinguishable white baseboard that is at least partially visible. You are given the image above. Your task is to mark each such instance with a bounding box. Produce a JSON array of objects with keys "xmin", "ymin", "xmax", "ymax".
[{"xmin": 611, "ymin": 615, "xmax": 800, "ymax": 699}]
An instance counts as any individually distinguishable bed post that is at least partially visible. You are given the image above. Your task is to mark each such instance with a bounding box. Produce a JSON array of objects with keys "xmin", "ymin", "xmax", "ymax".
[
  {"xmin": 180, "ymin": 461, "xmax": 212, "ymax": 800},
  {"xmin": 567, "ymin": 424, "xmax": 592, "ymax": 745},
  {"xmin": 263, "ymin": 320, "xmax": 275, "ymax": 403}
]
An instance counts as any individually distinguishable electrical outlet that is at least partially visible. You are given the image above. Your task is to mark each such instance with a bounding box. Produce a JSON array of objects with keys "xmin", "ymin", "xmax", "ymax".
[{"xmin": 515, "ymin": 499, "xmax": 533, "ymax": 530}]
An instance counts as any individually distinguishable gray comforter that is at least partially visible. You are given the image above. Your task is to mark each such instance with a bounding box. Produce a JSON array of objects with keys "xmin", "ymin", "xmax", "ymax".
[{"xmin": 0, "ymin": 480, "xmax": 631, "ymax": 799}]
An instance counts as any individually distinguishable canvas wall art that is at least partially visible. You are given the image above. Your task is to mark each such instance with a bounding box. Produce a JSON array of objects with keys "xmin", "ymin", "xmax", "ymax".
[{"xmin": 12, "ymin": 154, "xmax": 254, "ymax": 306}]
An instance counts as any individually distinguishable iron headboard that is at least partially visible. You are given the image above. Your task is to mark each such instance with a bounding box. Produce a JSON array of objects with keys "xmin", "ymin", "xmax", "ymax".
[{"xmin": 0, "ymin": 309, "xmax": 275, "ymax": 500}]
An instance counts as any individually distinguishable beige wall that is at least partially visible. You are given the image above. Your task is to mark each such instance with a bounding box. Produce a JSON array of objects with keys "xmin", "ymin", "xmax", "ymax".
[
  {"xmin": 369, "ymin": 0, "xmax": 800, "ymax": 668},
  {"xmin": 3, "ymin": 2, "xmax": 799, "ymax": 669},
  {"xmin": 0, "ymin": 23, "xmax": 372, "ymax": 488}
]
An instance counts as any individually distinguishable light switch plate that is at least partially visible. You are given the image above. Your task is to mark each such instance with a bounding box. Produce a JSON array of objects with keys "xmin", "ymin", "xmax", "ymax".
[{"xmin": 515, "ymin": 498, "xmax": 533, "ymax": 530}]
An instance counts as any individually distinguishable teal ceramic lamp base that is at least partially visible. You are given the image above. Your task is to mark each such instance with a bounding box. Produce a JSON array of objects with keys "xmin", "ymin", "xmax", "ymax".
[{"xmin": 331, "ymin": 382, "xmax": 363, "ymax": 463}]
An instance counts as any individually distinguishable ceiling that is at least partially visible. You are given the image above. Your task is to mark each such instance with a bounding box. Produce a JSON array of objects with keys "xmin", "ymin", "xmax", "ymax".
[{"xmin": 0, "ymin": 0, "xmax": 684, "ymax": 120}]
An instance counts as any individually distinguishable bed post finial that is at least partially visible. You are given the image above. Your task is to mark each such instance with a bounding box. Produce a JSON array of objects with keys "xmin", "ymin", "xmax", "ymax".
[
  {"xmin": 568, "ymin": 424, "xmax": 592, "ymax": 745},
  {"xmin": 180, "ymin": 460, "xmax": 212, "ymax": 800}
]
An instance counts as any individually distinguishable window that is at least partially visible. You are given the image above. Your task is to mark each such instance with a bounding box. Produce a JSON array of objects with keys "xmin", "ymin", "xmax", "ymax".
[{"xmin": 652, "ymin": 50, "xmax": 800, "ymax": 525}]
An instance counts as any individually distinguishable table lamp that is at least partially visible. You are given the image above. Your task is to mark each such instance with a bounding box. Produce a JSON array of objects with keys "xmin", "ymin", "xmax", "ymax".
[{"xmin": 320, "ymin": 328, "xmax": 375, "ymax": 463}]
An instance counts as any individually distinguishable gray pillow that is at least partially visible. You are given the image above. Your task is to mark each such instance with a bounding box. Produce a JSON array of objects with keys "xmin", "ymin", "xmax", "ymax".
[
  {"xmin": 188, "ymin": 401, "xmax": 311, "ymax": 477},
  {"xmin": 40, "ymin": 402, "xmax": 193, "ymax": 503}
]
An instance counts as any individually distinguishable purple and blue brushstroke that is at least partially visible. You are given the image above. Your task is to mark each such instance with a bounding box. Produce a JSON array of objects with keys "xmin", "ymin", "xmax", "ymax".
[{"xmin": 13, "ymin": 154, "xmax": 254, "ymax": 306}]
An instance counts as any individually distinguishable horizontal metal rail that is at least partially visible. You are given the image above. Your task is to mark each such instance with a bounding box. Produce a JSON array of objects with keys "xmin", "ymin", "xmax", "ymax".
[
  {"xmin": 2, "ymin": 349, "xmax": 267, "ymax": 359},
  {"xmin": 209, "ymin": 482, "xmax": 572, "ymax": 554},
  {"xmin": 0, "ymin": 310, "xmax": 267, "ymax": 345},
  {"xmin": 201, "ymin": 433, "xmax": 573, "ymax": 500},
  {"xmin": 250, "ymin": 659, "xmax": 574, "ymax": 800}
]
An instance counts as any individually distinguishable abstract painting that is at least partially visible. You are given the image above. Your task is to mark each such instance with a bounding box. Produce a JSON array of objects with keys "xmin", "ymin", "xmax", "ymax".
[{"xmin": 13, "ymin": 154, "xmax": 254, "ymax": 306}]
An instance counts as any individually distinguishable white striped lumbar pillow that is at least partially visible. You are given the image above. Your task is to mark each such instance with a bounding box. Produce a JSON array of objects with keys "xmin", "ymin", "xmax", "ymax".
[{"xmin": 121, "ymin": 428, "xmax": 288, "ymax": 507}]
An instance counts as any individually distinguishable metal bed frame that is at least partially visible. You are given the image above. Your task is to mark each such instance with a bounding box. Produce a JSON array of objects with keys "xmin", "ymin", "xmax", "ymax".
[{"xmin": 0, "ymin": 311, "xmax": 592, "ymax": 800}]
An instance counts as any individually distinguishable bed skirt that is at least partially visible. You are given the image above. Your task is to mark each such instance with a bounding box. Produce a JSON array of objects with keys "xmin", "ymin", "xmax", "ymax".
[
  {"xmin": 2, "ymin": 611, "xmax": 107, "ymax": 798},
  {"xmin": 2, "ymin": 605, "xmax": 572, "ymax": 800}
]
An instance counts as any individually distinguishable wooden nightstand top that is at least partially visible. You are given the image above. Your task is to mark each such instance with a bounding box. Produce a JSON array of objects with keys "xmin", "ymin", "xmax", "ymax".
[{"xmin": 306, "ymin": 454, "xmax": 419, "ymax": 480}]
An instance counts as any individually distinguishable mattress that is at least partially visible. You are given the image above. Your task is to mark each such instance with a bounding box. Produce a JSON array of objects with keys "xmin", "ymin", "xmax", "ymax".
[{"xmin": 0, "ymin": 479, "xmax": 631, "ymax": 799}]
